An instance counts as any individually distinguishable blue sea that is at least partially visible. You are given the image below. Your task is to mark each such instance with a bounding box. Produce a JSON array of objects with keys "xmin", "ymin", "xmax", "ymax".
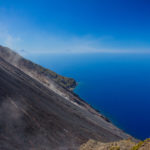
[{"xmin": 27, "ymin": 53, "xmax": 150, "ymax": 140}]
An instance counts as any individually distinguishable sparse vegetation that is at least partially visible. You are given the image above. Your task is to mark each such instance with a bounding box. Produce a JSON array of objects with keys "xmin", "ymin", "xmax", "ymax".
[
  {"xmin": 131, "ymin": 141, "xmax": 144, "ymax": 150},
  {"xmin": 80, "ymin": 139, "xmax": 139, "ymax": 150},
  {"xmin": 110, "ymin": 146, "xmax": 120, "ymax": 150},
  {"xmin": 21, "ymin": 58, "xmax": 77, "ymax": 90},
  {"xmin": 131, "ymin": 138, "xmax": 150, "ymax": 150}
]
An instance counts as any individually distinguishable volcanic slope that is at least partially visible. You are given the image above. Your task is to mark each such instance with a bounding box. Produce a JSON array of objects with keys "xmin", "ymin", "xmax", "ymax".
[{"xmin": 0, "ymin": 48, "xmax": 130, "ymax": 150}]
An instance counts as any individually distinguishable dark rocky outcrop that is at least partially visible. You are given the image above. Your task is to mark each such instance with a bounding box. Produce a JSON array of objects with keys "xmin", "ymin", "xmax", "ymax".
[{"xmin": 0, "ymin": 46, "xmax": 131, "ymax": 150}]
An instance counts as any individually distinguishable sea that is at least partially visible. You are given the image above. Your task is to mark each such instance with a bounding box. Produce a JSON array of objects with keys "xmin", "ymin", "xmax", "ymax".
[{"xmin": 26, "ymin": 53, "xmax": 150, "ymax": 140}]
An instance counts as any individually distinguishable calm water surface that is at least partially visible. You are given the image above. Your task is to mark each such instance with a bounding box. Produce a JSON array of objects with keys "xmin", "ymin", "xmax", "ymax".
[{"xmin": 27, "ymin": 53, "xmax": 150, "ymax": 140}]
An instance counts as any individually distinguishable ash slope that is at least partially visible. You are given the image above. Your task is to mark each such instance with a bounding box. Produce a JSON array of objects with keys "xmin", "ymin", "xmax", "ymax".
[
  {"xmin": 0, "ymin": 45, "xmax": 76, "ymax": 91},
  {"xmin": 0, "ymin": 47, "xmax": 130, "ymax": 150}
]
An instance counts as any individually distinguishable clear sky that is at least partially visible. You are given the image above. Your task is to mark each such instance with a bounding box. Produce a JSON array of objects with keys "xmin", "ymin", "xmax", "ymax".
[{"xmin": 0, "ymin": 0, "xmax": 150, "ymax": 54}]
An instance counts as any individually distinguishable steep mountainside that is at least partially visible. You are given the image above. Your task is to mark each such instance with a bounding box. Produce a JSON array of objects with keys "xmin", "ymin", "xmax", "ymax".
[
  {"xmin": 0, "ymin": 45, "xmax": 76, "ymax": 91},
  {"xmin": 0, "ymin": 46, "xmax": 131, "ymax": 150}
]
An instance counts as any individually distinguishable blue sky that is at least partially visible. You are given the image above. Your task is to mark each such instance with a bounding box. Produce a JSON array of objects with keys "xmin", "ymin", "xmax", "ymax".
[{"xmin": 0, "ymin": 0, "xmax": 150, "ymax": 54}]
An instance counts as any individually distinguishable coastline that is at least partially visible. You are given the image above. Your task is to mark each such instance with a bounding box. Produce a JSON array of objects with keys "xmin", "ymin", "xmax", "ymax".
[{"xmin": 73, "ymin": 80, "xmax": 131, "ymax": 139}]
